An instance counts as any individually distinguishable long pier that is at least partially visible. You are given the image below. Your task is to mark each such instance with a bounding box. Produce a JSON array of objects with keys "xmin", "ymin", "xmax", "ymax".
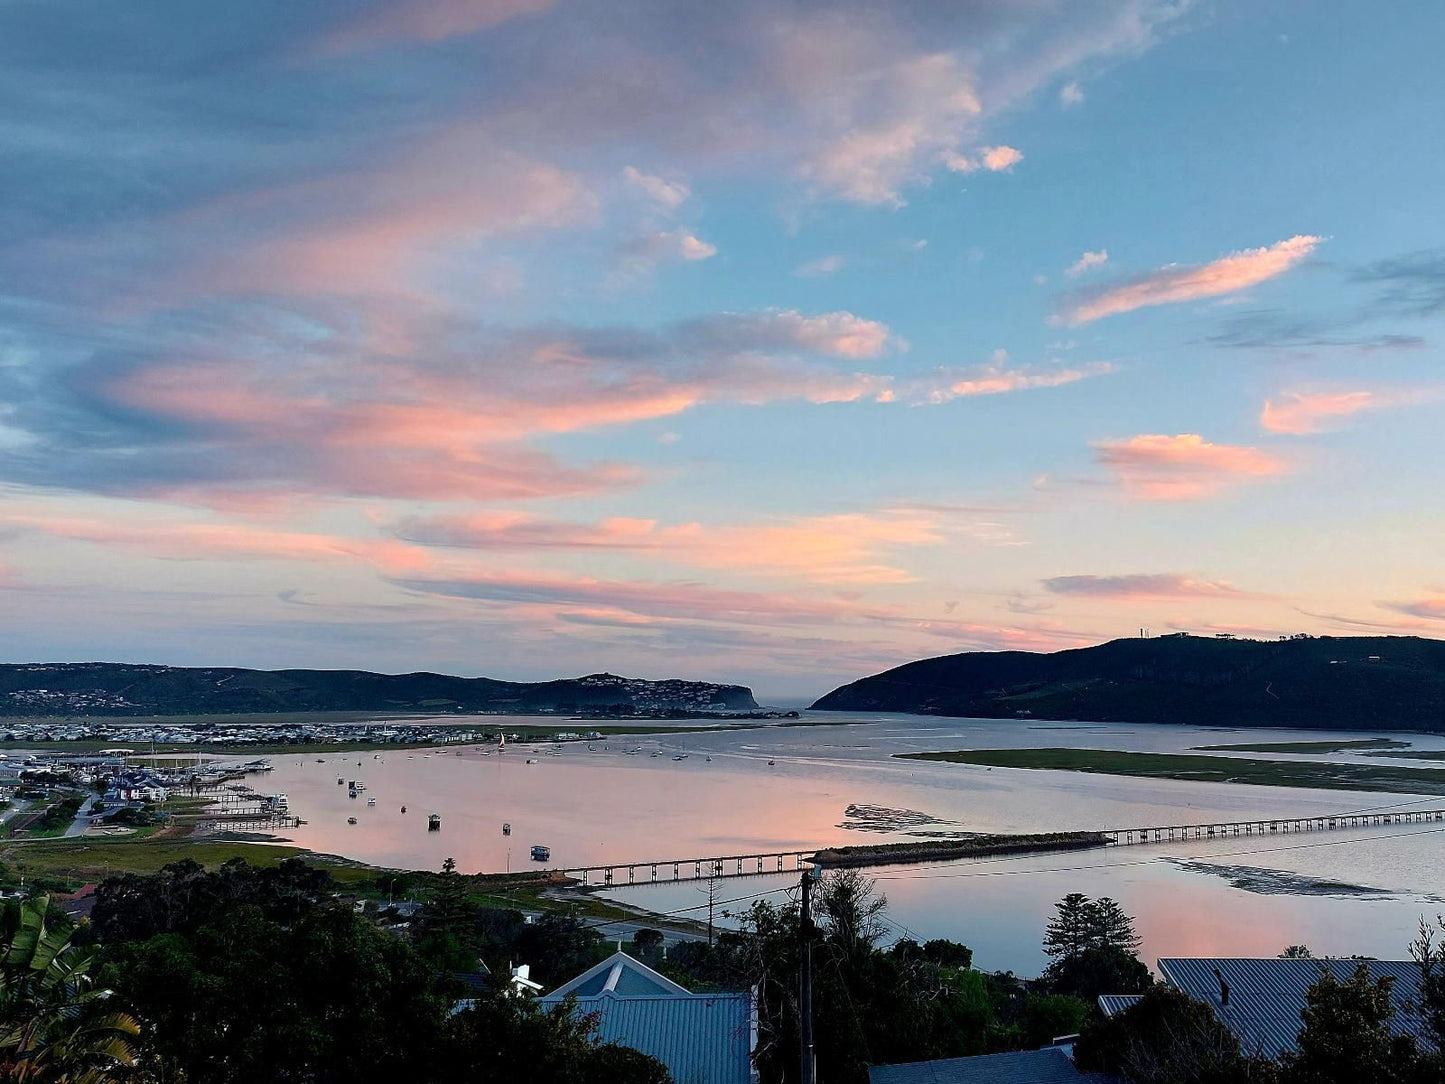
[
  {"xmin": 560, "ymin": 808, "xmax": 1445, "ymax": 887},
  {"xmin": 1101, "ymin": 807, "xmax": 1445, "ymax": 846}
]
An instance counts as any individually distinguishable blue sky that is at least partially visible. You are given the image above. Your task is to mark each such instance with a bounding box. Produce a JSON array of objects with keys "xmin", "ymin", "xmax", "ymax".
[{"xmin": 2, "ymin": 0, "xmax": 1443, "ymax": 698}]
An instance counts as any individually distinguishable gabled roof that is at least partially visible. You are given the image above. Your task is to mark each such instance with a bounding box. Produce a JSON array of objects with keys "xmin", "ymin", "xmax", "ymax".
[
  {"xmin": 870, "ymin": 1046, "xmax": 1121, "ymax": 1084},
  {"xmin": 1157, "ymin": 957, "xmax": 1435, "ymax": 1059},
  {"xmin": 1097, "ymin": 994, "xmax": 1143, "ymax": 1018},
  {"xmin": 547, "ymin": 992, "xmax": 754, "ymax": 1084},
  {"xmin": 544, "ymin": 951, "xmax": 691, "ymax": 999}
]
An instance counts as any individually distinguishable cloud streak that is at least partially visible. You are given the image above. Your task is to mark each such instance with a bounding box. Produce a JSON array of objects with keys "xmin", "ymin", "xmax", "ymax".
[
  {"xmin": 1058, "ymin": 236, "xmax": 1322, "ymax": 324},
  {"xmin": 1043, "ymin": 573, "xmax": 1257, "ymax": 600},
  {"xmin": 1092, "ymin": 434, "xmax": 1288, "ymax": 500}
]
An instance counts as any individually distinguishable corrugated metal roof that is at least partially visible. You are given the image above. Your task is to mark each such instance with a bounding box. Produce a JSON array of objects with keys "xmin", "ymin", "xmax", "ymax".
[
  {"xmin": 869, "ymin": 1046, "xmax": 1121, "ymax": 1084},
  {"xmin": 1158, "ymin": 957, "xmax": 1435, "ymax": 1059},
  {"xmin": 1097, "ymin": 995, "xmax": 1143, "ymax": 1018},
  {"xmin": 546, "ymin": 951, "xmax": 691, "ymax": 998},
  {"xmin": 544, "ymin": 993, "xmax": 754, "ymax": 1084}
]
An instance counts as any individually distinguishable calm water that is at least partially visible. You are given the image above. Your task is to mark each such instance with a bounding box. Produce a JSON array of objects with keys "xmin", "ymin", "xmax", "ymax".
[{"xmin": 246, "ymin": 713, "xmax": 1445, "ymax": 974}]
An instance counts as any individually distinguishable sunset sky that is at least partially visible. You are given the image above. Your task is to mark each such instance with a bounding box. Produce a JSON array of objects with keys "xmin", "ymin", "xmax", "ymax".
[{"xmin": 3, "ymin": 1, "xmax": 1443, "ymax": 698}]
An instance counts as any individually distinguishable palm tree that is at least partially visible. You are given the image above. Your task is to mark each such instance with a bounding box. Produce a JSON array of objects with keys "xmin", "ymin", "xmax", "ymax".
[{"xmin": 0, "ymin": 894, "xmax": 138, "ymax": 1083}]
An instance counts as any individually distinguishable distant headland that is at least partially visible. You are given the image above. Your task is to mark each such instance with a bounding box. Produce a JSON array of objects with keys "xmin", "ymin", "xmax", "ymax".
[{"xmin": 811, "ymin": 634, "xmax": 1445, "ymax": 733}]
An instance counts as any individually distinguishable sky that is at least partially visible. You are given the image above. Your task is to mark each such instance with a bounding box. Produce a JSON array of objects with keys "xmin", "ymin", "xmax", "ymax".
[{"xmin": 2, "ymin": 0, "xmax": 1444, "ymax": 700}]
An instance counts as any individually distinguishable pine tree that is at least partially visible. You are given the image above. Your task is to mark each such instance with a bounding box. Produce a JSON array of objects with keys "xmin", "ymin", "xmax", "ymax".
[
  {"xmin": 1043, "ymin": 893, "xmax": 1094, "ymax": 960},
  {"xmin": 1088, "ymin": 897, "xmax": 1142, "ymax": 954}
]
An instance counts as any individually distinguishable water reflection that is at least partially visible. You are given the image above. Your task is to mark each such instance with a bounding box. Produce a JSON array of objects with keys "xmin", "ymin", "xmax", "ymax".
[{"xmin": 248, "ymin": 712, "xmax": 1445, "ymax": 973}]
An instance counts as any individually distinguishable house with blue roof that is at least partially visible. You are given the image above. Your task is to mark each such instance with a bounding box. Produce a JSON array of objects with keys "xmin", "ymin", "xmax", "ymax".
[{"xmin": 541, "ymin": 951, "xmax": 757, "ymax": 1084}]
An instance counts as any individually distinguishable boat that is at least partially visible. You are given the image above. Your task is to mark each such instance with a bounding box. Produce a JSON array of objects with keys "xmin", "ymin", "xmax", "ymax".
[
  {"xmin": 347, "ymin": 817, "xmax": 357, "ymax": 825},
  {"xmin": 525, "ymin": 758, "xmax": 538, "ymax": 765},
  {"xmin": 650, "ymin": 751, "xmax": 662, "ymax": 758},
  {"xmin": 349, "ymin": 790, "xmax": 358, "ymax": 799},
  {"xmin": 427, "ymin": 813, "xmax": 441, "ymax": 831},
  {"xmin": 502, "ymin": 822, "xmax": 511, "ymax": 835},
  {"xmin": 705, "ymin": 756, "xmax": 712, "ymax": 762},
  {"xmin": 530, "ymin": 844, "xmax": 551, "ymax": 862},
  {"xmin": 366, "ymin": 797, "xmax": 376, "ymax": 807},
  {"xmin": 768, "ymin": 759, "xmax": 776, "ymax": 766},
  {"xmin": 315, "ymin": 758, "xmax": 325, "ymax": 763},
  {"xmin": 401, "ymin": 806, "xmax": 407, "ymax": 813},
  {"xmin": 353, "ymin": 781, "xmax": 366, "ymax": 791},
  {"xmin": 672, "ymin": 754, "xmax": 688, "ymax": 761},
  {"xmin": 337, "ymin": 777, "xmax": 345, "ymax": 785}
]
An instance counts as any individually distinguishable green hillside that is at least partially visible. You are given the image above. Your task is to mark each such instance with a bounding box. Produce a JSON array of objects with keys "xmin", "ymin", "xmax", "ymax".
[
  {"xmin": 810, "ymin": 635, "xmax": 1445, "ymax": 732},
  {"xmin": 0, "ymin": 663, "xmax": 757, "ymax": 717}
]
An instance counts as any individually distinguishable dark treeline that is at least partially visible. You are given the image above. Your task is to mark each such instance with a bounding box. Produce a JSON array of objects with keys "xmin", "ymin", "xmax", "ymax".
[{"xmin": 0, "ymin": 858, "xmax": 1440, "ymax": 1083}]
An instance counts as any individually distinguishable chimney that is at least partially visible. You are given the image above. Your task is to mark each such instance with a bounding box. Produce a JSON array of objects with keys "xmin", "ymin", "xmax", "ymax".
[{"xmin": 1213, "ymin": 967, "xmax": 1231, "ymax": 1006}]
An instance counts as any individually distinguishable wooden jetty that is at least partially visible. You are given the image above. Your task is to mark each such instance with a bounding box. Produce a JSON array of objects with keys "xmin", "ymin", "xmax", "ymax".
[{"xmin": 560, "ymin": 808, "xmax": 1445, "ymax": 887}]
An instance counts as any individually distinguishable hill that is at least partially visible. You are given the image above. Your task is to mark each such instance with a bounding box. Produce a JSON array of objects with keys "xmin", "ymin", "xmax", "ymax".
[
  {"xmin": 810, "ymin": 635, "xmax": 1445, "ymax": 732},
  {"xmin": 0, "ymin": 663, "xmax": 757, "ymax": 717}
]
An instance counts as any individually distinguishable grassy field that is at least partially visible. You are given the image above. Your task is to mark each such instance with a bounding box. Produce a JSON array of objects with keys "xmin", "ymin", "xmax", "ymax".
[
  {"xmin": 1364, "ymin": 749, "xmax": 1445, "ymax": 761},
  {"xmin": 1193, "ymin": 738, "xmax": 1411, "ymax": 754},
  {"xmin": 898, "ymin": 747, "xmax": 1445, "ymax": 795}
]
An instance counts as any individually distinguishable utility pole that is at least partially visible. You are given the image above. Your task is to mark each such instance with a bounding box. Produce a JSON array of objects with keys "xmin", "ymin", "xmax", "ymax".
[{"xmin": 799, "ymin": 866, "xmax": 817, "ymax": 1084}]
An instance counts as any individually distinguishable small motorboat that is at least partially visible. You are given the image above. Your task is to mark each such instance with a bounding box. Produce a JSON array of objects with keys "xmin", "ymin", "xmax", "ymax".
[
  {"xmin": 401, "ymin": 805, "xmax": 407, "ymax": 814},
  {"xmin": 530, "ymin": 844, "xmax": 551, "ymax": 862},
  {"xmin": 315, "ymin": 758, "xmax": 325, "ymax": 763},
  {"xmin": 768, "ymin": 759, "xmax": 776, "ymax": 766},
  {"xmin": 525, "ymin": 758, "xmax": 538, "ymax": 764},
  {"xmin": 672, "ymin": 754, "xmax": 688, "ymax": 761},
  {"xmin": 366, "ymin": 797, "xmax": 377, "ymax": 807},
  {"xmin": 347, "ymin": 816, "xmax": 358, "ymax": 825},
  {"xmin": 428, "ymin": 813, "xmax": 441, "ymax": 831},
  {"xmin": 502, "ymin": 822, "xmax": 511, "ymax": 836},
  {"xmin": 337, "ymin": 777, "xmax": 345, "ymax": 785}
]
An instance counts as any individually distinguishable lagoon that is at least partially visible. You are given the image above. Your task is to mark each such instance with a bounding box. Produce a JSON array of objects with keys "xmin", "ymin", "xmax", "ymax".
[{"xmin": 251, "ymin": 712, "xmax": 1445, "ymax": 973}]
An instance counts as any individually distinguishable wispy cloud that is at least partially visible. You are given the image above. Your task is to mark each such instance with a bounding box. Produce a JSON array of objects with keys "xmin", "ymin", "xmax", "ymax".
[
  {"xmin": 796, "ymin": 255, "xmax": 846, "ymax": 277},
  {"xmin": 622, "ymin": 166, "xmax": 690, "ymax": 210},
  {"xmin": 1260, "ymin": 387, "xmax": 1439, "ymax": 435},
  {"xmin": 1378, "ymin": 593, "xmax": 1445, "ymax": 621},
  {"xmin": 1093, "ymin": 434, "xmax": 1288, "ymax": 500},
  {"xmin": 396, "ymin": 509, "xmax": 945, "ymax": 585},
  {"xmin": 1066, "ymin": 250, "xmax": 1109, "ymax": 277},
  {"xmin": 1059, "ymin": 81, "xmax": 1085, "ymax": 106},
  {"xmin": 942, "ymin": 145, "xmax": 1024, "ymax": 175},
  {"xmin": 317, "ymin": 0, "xmax": 555, "ymax": 55},
  {"xmin": 1043, "ymin": 573, "xmax": 1257, "ymax": 600},
  {"xmin": 1057, "ymin": 236, "xmax": 1322, "ymax": 325}
]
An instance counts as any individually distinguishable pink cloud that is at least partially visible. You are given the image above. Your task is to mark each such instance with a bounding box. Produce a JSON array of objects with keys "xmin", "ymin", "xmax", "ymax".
[
  {"xmin": 318, "ymin": 0, "xmax": 554, "ymax": 55},
  {"xmin": 1260, "ymin": 387, "xmax": 1438, "ymax": 435},
  {"xmin": 396, "ymin": 509, "xmax": 946, "ymax": 585},
  {"xmin": 1043, "ymin": 573, "xmax": 1257, "ymax": 600},
  {"xmin": 908, "ymin": 361, "xmax": 1114, "ymax": 404},
  {"xmin": 1380, "ymin": 594, "xmax": 1445, "ymax": 621},
  {"xmin": 980, "ymin": 145, "xmax": 1023, "ymax": 171},
  {"xmin": 1093, "ymin": 433, "xmax": 1288, "ymax": 500},
  {"xmin": 1058, "ymin": 235, "xmax": 1322, "ymax": 325},
  {"xmin": 5, "ymin": 515, "xmax": 436, "ymax": 575}
]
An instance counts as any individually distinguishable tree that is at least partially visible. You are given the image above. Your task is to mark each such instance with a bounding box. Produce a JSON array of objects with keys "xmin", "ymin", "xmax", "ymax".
[
  {"xmin": 1090, "ymin": 897, "xmax": 1142, "ymax": 955},
  {"xmin": 1280, "ymin": 945, "xmax": 1314, "ymax": 959},
  {"xmin": 1074, "ymin": 986, "xmax": 1270, "ymax": 1084},
  {"xmin": 629, "ymin": 928, "xmax": 664, "ymax": 962},
  {"xmin": 1409, "ymin": 917, "xmax": 1445, "ymax": 1059},
  {"xmin": 1280, "ymin": 965, "xmax": 1423, "ymax": 1084},
  {"xmin": 1044, "ymin": 894, "xmax": 1095, "ymax": 960},
  {"xmin": 0, "ymin": 893, "xmax": 139, "ymax": 1083},
  {"xmin": 1042, "ymin": 895, "xmax": 1150, "ymax": 1001}
]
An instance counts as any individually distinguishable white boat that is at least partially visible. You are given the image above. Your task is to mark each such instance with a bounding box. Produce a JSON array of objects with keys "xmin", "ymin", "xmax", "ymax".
[
  {"xmin": 353, "ymin": 781, "xmax": 366, "ymax": 791},
  {"xmin": 672, "ymin": 754, "xmax": 688, "ymax": 761},
  {"xmin": 366, "ymin": 797, "xmax": 377, "ymax": 807},
  {"xmin": 525, "ymin": 758, "xmax": 538, "ymax": 764}
]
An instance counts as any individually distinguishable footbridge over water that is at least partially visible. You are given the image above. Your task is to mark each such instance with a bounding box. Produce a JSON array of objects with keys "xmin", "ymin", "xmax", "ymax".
[{"xmin": 559, "ymin": 808, "xmax": 1445, "ymax": 887}]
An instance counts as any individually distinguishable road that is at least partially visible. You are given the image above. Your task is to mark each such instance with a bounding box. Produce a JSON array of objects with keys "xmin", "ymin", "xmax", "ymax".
[{"xmin": 63, "ymin": 793, "xmax": 100, "ymax": 837}]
